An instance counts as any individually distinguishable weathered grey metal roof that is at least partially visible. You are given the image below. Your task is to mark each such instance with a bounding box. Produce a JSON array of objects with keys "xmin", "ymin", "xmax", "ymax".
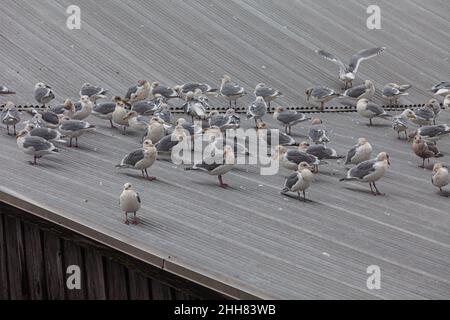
[{"xmin": 1, "ymin": 0, "xmax": 450, "ymax": 299}]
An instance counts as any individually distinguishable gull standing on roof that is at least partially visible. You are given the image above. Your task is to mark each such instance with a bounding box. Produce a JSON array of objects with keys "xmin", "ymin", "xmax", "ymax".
[
  {"xmin": 186, "ymin": 145, "xmax": 235, "ymax": 188},
  {"xmin": 59, "ymin": 116, "xmax": 95, "ymax": 147},
  {"xmin": 444, "ymin": 94, "xmax": 450, "ymax": 113},
  {"xmin": 183, "ymin": 91, "xmax": 207, "ymax": 121},
  {"xmin": 411, "ymin": 104, "xmax": 434, "ymax": 126},
  {"xmin": 112, "ymin": 98, "xmax": 131, "ymax": 134},
  {"xmin": 299, "ymin": 141, "xmax": 344, "ymax": 160},
  {"xmin": 72, "ymin": 95, "xmax": 93, "ymax": 121},
  {"xmin": 208, "ymin": 109, "xmax": 240, "ymax": 131},
  {"xmin": 150, "ymin": 82, "xmax": 178, "ymax": 100},
  {"xmin": 1, "ymin": 101, "xmax": 20, "ymax": 135},
  {"xmin": 30, "ymin": 110, "xmax": 60, "ymax": 129},
  {"xmin": 315, "ymin": 47, "xmax": 386, "ymax": 89},
  {"xmin": 123, "ymin": 111, "xmax": 149, "ymax": 131},
  {"xmin": 154, "ymin": 103, "xmax": 173, "ymax": 124},
  {"xmin": 430, "ymin": 81, "xmax": 450, "ymax": 97},
  {"xmin": 340, "ymin": 152, "xmax": 390, "ymax": 195},
  {"xmin": 412, "ymin": 135, "xmax": 442, "ymax": 168},
  {"xmin": 23, "ymin": 123, "xmax": 65, "ymax": 143},
  {"xmin": 425, "ymin": 98, "xmax": 441, "ymax": 124},
  {"xmin": 356, "ymin": 98, "xmax": 392, "ymax": 126},
  {"xmin": 16, "ymin": 129, "xmax": 58, "ymax": 165},
  {"xmin": 281, "ymin": 162, "xmax": 314, "ymax": 201},
  {"xmin": 247, "ymin": 96, "xmax": 267, "ymax": 127},
  {"xmin": 342, "ymin": 80, "xmax": 376, "ymax": 100},
  {"xmin": 410, "ymin": 124, "xmax": 450, "ymax": 144},
  {"xmin": 119, "ymin": 183, "xmax": 141, "ymax": 225},
  {"xmin": 220, "ymin": 75, "xmax": 246, "ymax": 108},
  {"xmin": 116, "ymin": 140, "xmax": 158, "ymax": 181},
  {"xmin": 272, "ymin": 145, "xmax": 320, "ymax": 172},
  {"xmin": 345, "ymin": 138, "xmax": 373, "ymax": 166},
  {"xmin": 143, "ymin": 117, "xmax": 165, "ymax": 144},
  {"xmin": 125, "ymin": 80, "xmax": 151, "ymax": 103},
  {"xmin": 131, "ymin": 100, "xmax": 160, "ymax": 116},
  {"xmin": 92, "ymin": 100, "xmax": 118, "ymax": 128},
  {"xmin": 305, "ymin": 86, "xmax": 340, "ymax": 111},
  {"xmin": 254, "ymin": 83, "xmax": 282, "ymax": 108},
  {"xmin": 34, "ymin": 82, "xmax": 55, "ymax": 106},
  {"xmin": 155, "ymin": 125, "xmax": 187, "ymax": 160},
  {"xmin": 432, "ymin": 163, "xmax": 449, "ymax": 196},
  {"xmin": 174, "ymin": 83, "xmax": 218, "ymax": 98},
  {"xmin": 80, "ymin": 83, "xmax": 108, "ymax": 102},
  {"xmin": 273, "ymin": 106, "xmax": 309, "ymax": 134},
  {"xmin": 257, "ymin": 122, "xmax": 298, "ymax": 147},
  {"xmin": 382, "ymin": 83, "xmax": 411, "ymax": 105},
  {"xmin": 308, "ymin": 118, "xmax": 330, "ymax": 144},
  {"xmin": 392, "ymin": 109, "xmax": 416, "ymax": 139}
]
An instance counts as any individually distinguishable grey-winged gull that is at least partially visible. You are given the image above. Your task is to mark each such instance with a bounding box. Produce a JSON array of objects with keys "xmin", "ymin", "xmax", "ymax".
[
  {"xmin": 272, "ymin": 145, "xmax": 320, "ymax": 171},
  {"xmin": 132, "ymin": 100, "xmax": 160, "ymax": 116},
  {"xmin": 411, "ymin": 104, "xmax": 434, "ymax": 126},
  {"xmin": 246, "ymin": 96, "xmax": 267, "ymax": 127},
  {"xmin": 34, "ymin": 82, "xmax": 55, "ymax": 106},
  {"xmin": 72, "ymin": 95, "xmax": 93, "ymax": 121},
  {"xmin": 0, "ymin": 85, "xmax": 15, "ymax": 96},
  {"xmin": 123, "ymin": 111, "xmax": 149, "ymax": 131},
  {"xmin": 92, "ymin": 101, "xmax": 117, "ymax": 128},
  {"xmin": 382, "ymin": 83, "xmax": 411, "ymax": 105},
  {"xmin": 185, "ymin": 145, "xmax": 235, "ymax": 188},
  {"xmin": 150, "ymin": 82, "xmax": 178, "ymax": 99},
  {"xmin": 173, "ymin": 83, "xmax": 218, "ymax": 98},
  {"xmin": 281, "ymin": 162, "xmax": 315, "ymax": 201},
  {"xmin": 342, "ymin": 80, "xmax": 375, "ymax": 100},
  {"xmin": 16, "ymin": 129, "xmax": 59, "ymax": 165},
  {"xmin": 116, "ymin": 139, "xmax": 158, "ymax": 181},
  {"xmin": 308, "ymin": 118, "xmax": 330, "ymax": 144},
  {"xmin": 409, "ymin": 124, "xmax": 450, "ymax": 143},
  {"xmin": 273, "ymin": 106, "xmax": 309, "ymax": 134},
  {"xmin": 155, "ymin": 125, "xmax": 187, "ymax": 159},
  {"xmin": 220, "ymin": 75, "xmax": 246, "ymax": 108},
  {"xmin": 80, "ymin": 83, "xmax": 108, "ymax": 102},
  {"xmin": 425, "ymin": 98, "xmax": 441, "ymax": 124},
  {"xmin": 257, "ymin": 122, "xmax": 298, "ymax": 147},
  {"xmin": 119, "ymin": 183, "xmax": 141, "ymax": 225},
  {"xmin": 299, "ymin": 141, "xmax": 344, "ymax": 160},
  {"xmin": 356, "ymin": 98, "xmax": 392, "ymax": 126},
  {"xmin": 125, "ymin": 80, "xmax": 151, "ymax": 103},
  {"xmin": 154, "ymin": 103, "xmax": 173, "ymax": 124},
  {"xmin": 23, "ymin": 123, "xmax": 65, "ymax": 143},
  {"xmin": 430, "ymin": 81, "xmax": 450, "ymax": 97},
  {"xmin": 305, "ymin": 86, "xmax": 340, "ymax": 111},
  {"xmin": 345, "ymin": 138, "xmax": 373, "ymax": 165},
  {"xmin": 412, "ymin": 135, "xmax": 442, "ymax": 168},
  {"xmin": 59, "ymin": 116, "xmax": 95, "ymax": 147},
  {"xmin": 183, "ymin": 91, "xmax": 207, "ymax": 121},
  {"xmin": 432, "ymin": 163, "xmax": 449, "ymax": 196},
  {"xmin": 29, "ymin": 110, "xmax": 60, "ymax": 129},
  {"xmin": 208, "ymin": 109, "xmax": 240, "ymax": 131},
  {"xmin": 1, "ymin": 101, "xmax": 20, "ymax": 135},
  {"xmin": 143, "ymin": 117, "xmax": 165, "ymax": 144},
  {"xmin": 340, "ymin": 152, "xmax": 390, "ymax": 195},
  {"xmin": 254, "ymin": 83, "xmax": 282, "ymax": 108},
  {"xmin": 315, "ymin": 47, "xmax": 386, "ymax": 88},
  {"xmin": 392, "ymin": 109, "xmax": 416, "ymax": 139}
]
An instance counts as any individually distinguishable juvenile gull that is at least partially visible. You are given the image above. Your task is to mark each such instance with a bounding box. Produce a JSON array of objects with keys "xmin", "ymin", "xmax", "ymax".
[
  {"xmin": 410, "ymin": 124, "xmax": 450, "ymax": 143},
  {"xmin": 273, "ymin": 106, "xmax": 309, "ymax": 134},
  {"xmin": 112, "ymin": 98, "xmax": 131, "ymax": 133},
  {"xmin": 411, "ymin": 104, "xmax": 434, "ymax": 126},
  {"xmin": 173, "ymin": 83, "xmax": 218, "ymax": 98},
  {"xmin": 34, "ymin": 82, "xmax": 55, "ymax": 106},
  {"xmin": 16, "ymin": 129, "xmax": 58, "ymax": 165},
  {"xmin": 119, "ymin": 183, "xmax": 141, "ymax": 225},
  {"xmin": 0, "ymin": 85, "xmax": 15, "ymax": 95},
  {"xmin": 392, "ymin": 109, "xmax": 416, "ymax": 139},
  {"xmin": 425, "ymin": 98, "xmax": 441, "ymax": 124},
  {"xmin": 432, "ymin": 163, "xmax": 449, "ymax": 196},
  {"xmin": 59, "ymin": 116, "xmax": 95, "ymax": 147},
  {"xmin": 412, "ymin": 135, "xmax": 442, "ymax": 168},
  {"xmin": 220, "ymin": 75, "xmax": 246, "ymax": 108},
  {"xmin": 299, "ymin": 141, "xmax": 344, "ymax": 160},
  {"xmin": 356, "ymin": 98, "xmax": 392, "ymax": 126},
  {"xmin": 143, "ymin": 117, "xmax": 166, "ymax": 144},
  {"xmin": 342, "ymin": 80, "xmax": 375, "ymax": 100},
  {"xmin": 305, "ymin": 86, "xmax": 340, "ymax": 111},
  {"xmin": 257, "ymin": 122, "xmax": 298, "ymax": 147},
  {"xmin": 246, "ymin": 96, "xmax": 267, "ymax": 127},
  {"xmin": 254, "ymin": 83, "xmax": 282, "ymax": 108},
  {"xmin": 125, "ymin": 80, "xmax": 151, "ymax": 103},
  {"xmin": 281, "ymin": 162, "xmax": 314, "ymax": 201},
  {"xmin": 116, "ymin": 140, "xmax": 158, "ymax": 181},
  {"xmin": 123, "ymin": 111, "xmax": 149, "ymax": 131},
  {"xmin": 1, "ymin": 101, "xmax": 20, "ymax": 135},
  {"xmin": 340, "ymin": 152, "xmax": 390, "ymax": 195},
  {"xmin": 272, "ymin": 145, "xmax": 320, "ymax": 171},
  {"xmin": 150, "ymin": 82, "xmax": 178, "ymax": 99},
  {"xmin": 308, "ymin": 118, "xmax": 330, "ymax": 144},
  {"xmin": 23, "ymin": 123, "xmax": 65, "ymax": 143},
  {"xmin": 430, "ymin": 81, "xmax": 450, "ymax": 97},
  {"xmin": 345, "ymin": 138, "xmax": 373, "ymax": 165},
  {"xmin": 186, "ymin": 145, "xmax": 235, "ymax": 188},
  {"xmin": 80, "ymin": 83, "xmax": 108, "ymax": 102},
  {"xmin": 72, "ymin": 95, "xmax": 93, "ymax": 121},
  {"xmin": 315, "ymin": 47, "xmax": 386, "ymax": 88},
  {"xmin": 382, "ymin": 83, "xmax": 411, "ymax": 105}
]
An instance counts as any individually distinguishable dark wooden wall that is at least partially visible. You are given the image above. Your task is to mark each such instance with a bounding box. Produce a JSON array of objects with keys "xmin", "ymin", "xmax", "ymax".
[{"xmin": 0, "ymin": 202, "xmax": 227, "ymax": 300}]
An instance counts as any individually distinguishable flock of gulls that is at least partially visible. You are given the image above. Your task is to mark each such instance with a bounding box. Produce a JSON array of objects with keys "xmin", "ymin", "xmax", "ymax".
[{"xmin": 1, "ymin": 46, "xmax": 450, "ymax": 224}]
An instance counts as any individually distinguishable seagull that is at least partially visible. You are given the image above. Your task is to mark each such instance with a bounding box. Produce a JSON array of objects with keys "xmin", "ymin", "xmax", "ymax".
[
  {"xmin": 410, "ymin": 124, "xmax": 450, "ymax": 143},
  {"xmin": 315, "ymin": 47, "xmax": 386, "ymax": 88},
  {"xmin": 34, "ymin": 82, "xmax": 55, "ymax": 106},
  {"xmin": 173, "ymin": 83, "xmax": 218, "ymax": 98},
  {"xmin": 1, "ymin": 101, "xmax": 20, "ymax": 135},
  {"xmin": 183, "ymin": 91, "xmax": 207, "ymax": 121},
  {"xmin": 208, "ymin": 109, "xmax": 240, "ymax": 131},
  {"xmin": 272, "ymin": 145, "xmax": 320, "ymax": 172},
  {"xmin": 123, "ymin": 111, "xmax": 149, "ymax": 131},
  {"xmin": 154, "ymin": 103, "xmax": 173, "ymax": 124},
  {"xmin": 273, "ymin": 106, "xmax": 309, "ymax": 134},
  {"xmin": 112, "ymin": 98, "xmax": 131, "ymax": 133},
  {"xmin": 392, "ymin": 109, "xmax": 416, "ymax": 139},
  {"xmin": 356, "ymin": 98, "xmax": 392, "ymax": 126},
  {"xmin": 59, "ymin": 116, "xmax": 95, "ymax": 147},
  {"xmin": 142, "ymin": 117, "xmax": 166, "ymax": 144},
  {"xmin": 299, "ymin": 141, "xmax": 344, "ymax": 160},
  {"xmin": 281, "ymin": 162, "xmax": 315, "ymax": 201},
  {"xmin": 246, "ymin": 96, "xmax": 267, "ymax": 127},
  {"xmin": 16, "ymin": 129, "xmax": 58, "ymax": 165},
  {"xmin": 430, "ymin": 81, "xmax": 450, "ymax": 97},
  {"xmin": 345, "ymin": 138, "xmax": 373, "ymax": 166},
  {"xmin": 412, "ymin": 135, "xmax": 442, "ymax": 168},
  {"xmin": 257, "ymin": 122, "xmax": 298, "ymax": 147},
  {"xmin": 23, "ymin": 123, "xmax": 66, "ymax": 143},
  {"xmin": 80, "ymin": 83, "xmax": 108, "ymax": 102},
  {"xmin": 72, "ymin": 95, "xmax": 93, "ymax": 121},
  {"xmin": 29, "ymin": 110, "xmax": 60, "ymax": 129},
  {"xmin": 432, "ymin": 163, "xmax": 449, "ymax": 196},
  {"xmin": 340, "ymin": 152, "xmax": 390, "ymax": 195},
  {"xmin": 220, "ymin": 75, "xmax": 246, "ymax": 108},
  {"xmin": 92, "ymin": 101, "xmax": 117, "ymax": 128},
  {"xmin": 411, "ymin": 104, "xmax": 434, "ymax": 126},
  {"xmin": 308, "ymin": 118, "xmax": 330, "ymax": 144},
  {"xmin": 125, "ymin": 80, "xmax": 151, "ymax": 103},
  {"xmin": 444, "ymin": 94, "xmax": 450, "ymax": 113},
  {"xmin": 119, "ymin": 183, "xmax": 141, "ymax": 225},
  {"xmin": 50, "ymin": 99, "xmax": 75, "ymax": 116},
  {"xmin": 116, "ymin": 140, "xmax": 158, "ymax": 181},
  {"xmin": 382, "ymin": 83, "xmax": 411, "ymax": 105},
  {"xmin": 150, "ymin": 82, "xmax": 179, "ymax": 100},
  {"xmin": 342, "ymin": 80, "xmax": 376, "ymax": 100},
  {"xmin": 305, "ymin": 86, "xmax": 341, "ymax": 111},
  {"xmin": 254, "ymin": 83, "xmax": 282, "ymax": 108},
  {"xmin": 425, "ymin": 98, "xmax": 441, "ymax": 124},
  {"xmin": 206, "ymin": 126, "xmax": 249, "ymax": 157},
  {"xmin": 131, "ymin": 100, "xmax": 160, "ymax": 116},
  {"xmin": 0, "ymin": 85, "xmax": 15, "ymax": 96},
  {"xmin": 155, "ymin": 125, "xmax": 187, "ymax": 159},
  {"xmin": 185, "ymin": 145, "xmax": 235, "ymax": 188}
]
